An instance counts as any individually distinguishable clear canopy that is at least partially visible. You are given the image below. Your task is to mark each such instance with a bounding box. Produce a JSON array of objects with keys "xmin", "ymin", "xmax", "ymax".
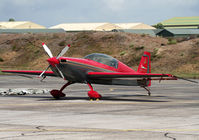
[{"xmin": 84, "ymin": 53, "xmax": 118, "ymax": 68}]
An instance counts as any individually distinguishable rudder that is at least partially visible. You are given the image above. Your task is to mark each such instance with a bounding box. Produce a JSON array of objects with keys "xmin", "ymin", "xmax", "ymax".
[
  {"xmin": 137, "ymin": 51, "xmax": 151, "ymax": 73},
  {"xmin": 137, "ymin": 52, "xmax": 151, "ymax": 86}
]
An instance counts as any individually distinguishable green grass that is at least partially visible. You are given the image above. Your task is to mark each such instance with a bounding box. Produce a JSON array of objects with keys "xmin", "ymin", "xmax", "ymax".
[
  {"xmin": 168, "ymin": 38, "xmax": 177, "ymax": 45},
  {"xmin": 120, "ymin": 51, "xmax": 126, "ymax": 56}
]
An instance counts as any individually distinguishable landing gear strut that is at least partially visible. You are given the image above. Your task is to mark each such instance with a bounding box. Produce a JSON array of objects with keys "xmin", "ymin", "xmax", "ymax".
[
  {"xmin": 50, "ymin": 81, "xmax": 73, "ymax": 99},
  {"xmin": 87, "ymin": 82, "xmax": 102, "ymax": 100},
  {"xmin": 142, "ymin": 86, "xmax": 151, "ymax": 96}
]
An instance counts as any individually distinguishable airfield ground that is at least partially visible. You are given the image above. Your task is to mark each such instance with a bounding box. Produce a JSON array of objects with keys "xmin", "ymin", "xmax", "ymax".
[{"xmin": 0, "ymin": 75, "xmax": 199, "ymax": 139}]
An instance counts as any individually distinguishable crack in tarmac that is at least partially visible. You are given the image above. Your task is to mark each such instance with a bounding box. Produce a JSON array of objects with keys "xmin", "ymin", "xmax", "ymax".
[{"xmin": 164, "ymin": 133, "xmax": 176, "ymax": 140}]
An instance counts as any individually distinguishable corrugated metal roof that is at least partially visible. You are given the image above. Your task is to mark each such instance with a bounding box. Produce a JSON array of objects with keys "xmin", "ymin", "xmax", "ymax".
[
  {"xmin": 0, "ymin": 21, "xmax": 46, "ymax": 29},
  {"xmin": 50, "ymin": 23, "xmax": 121, "ymax": 31},
  {"xmin": 0, "ymin": 21, "xmax": 28, "ymax": 28},
  {"xmin": 162, "ymin": 17, "xmax": 199, "ymax": 25},
  {"xmin": 0, "ymin": 29, "xmax": 65, "ymax": 34},
  {"xmin": 161, "ymin": 17, "xmax": 199, "ymax": 28},
  {"xmin": 116, "ymin": 23, "xmax": 155, "ymax": 29}
]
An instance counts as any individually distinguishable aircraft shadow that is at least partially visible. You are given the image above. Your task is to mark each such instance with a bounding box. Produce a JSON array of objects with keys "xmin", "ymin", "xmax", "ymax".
[{"xmin": 3, "ymin": 94, "xmax": 169, "ymax": 103}]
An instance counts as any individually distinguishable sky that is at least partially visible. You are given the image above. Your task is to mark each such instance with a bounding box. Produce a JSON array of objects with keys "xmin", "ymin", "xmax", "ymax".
[{"xmin": 0, "ymin": 0, "xmax": 198, "ymax": 27}]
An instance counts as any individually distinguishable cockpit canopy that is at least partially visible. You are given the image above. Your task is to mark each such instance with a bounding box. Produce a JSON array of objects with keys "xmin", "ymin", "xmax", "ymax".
[{"xmin": 84, "ymin": 53, "xmax": 118, "ymax": 69}]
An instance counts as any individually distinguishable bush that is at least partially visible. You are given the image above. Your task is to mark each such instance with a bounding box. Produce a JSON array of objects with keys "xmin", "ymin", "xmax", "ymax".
[
  {"xmin": 135, "ymin": 46, "xmax": 144, "ymax": 51},
  {"xmin": 154, "ymin": 23, "xmax": 164, "ymax": 29},
  {"xmin": 129, "ymin": 44, "xmax": 134, "ymax": 48},
  {"xmin": 0, "ymin": 57, "xmax": 4, "ymax": 62},
  {"xmin": 58, "ymin": 41, "xmax": 66, "ymax": 46},
  {"xmin": 120, "ymin": 51, "xmax": 126, "ymax": 56},
  {"xmin": 168, "ymin": 38, "xmax": 177, "ymax": 45}
]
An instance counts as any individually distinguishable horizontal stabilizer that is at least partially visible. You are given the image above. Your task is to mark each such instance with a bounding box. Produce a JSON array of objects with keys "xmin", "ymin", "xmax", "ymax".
[{"xmin": 87, "ymin": 72, "xmax": 177, "ymax": 80}]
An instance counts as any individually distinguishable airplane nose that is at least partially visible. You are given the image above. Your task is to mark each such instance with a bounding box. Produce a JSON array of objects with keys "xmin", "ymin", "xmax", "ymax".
[{"xmin": 47, "ymin": 57, "xmax": 59, "ymax": 67}]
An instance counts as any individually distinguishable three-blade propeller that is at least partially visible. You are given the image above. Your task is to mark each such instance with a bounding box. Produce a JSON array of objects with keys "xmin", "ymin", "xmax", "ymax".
[{"xmin": 39, "ymin": 43, "xmax": 70, "ymax": 79}]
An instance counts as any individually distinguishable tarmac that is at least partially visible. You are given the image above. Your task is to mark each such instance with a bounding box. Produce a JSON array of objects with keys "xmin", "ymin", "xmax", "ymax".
[{"xmin": 0, "ymin": 75, "xmax": 199, "ymax": 140}]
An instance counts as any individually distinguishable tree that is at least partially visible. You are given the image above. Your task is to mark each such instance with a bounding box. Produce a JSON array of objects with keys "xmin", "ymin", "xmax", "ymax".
[
  {"xmin": 8, "ymin": 18, "xmax": 15, "ymax": 22},
  {"xmin": 154, "ymin": 23, "xmax": 164, "ymax": 29}
]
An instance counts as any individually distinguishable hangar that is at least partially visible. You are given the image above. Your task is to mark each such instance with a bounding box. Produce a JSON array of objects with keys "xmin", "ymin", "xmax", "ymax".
[
  {"xmin": 116, "ymin": 23, "xmax": 155, "ymax": 29},
  {"xmin": 161, "ymin": 17, "xmax": 199, "ymax": 29},
  {"xmin": 0, "ymin": 21, "xmax": 46, "ymax": 29},
  {"xmin": 50, "ymin": 23, "xmax": 121, "ymax": 31},
  {"xmin": 156, "ymin": 29, "xmax": 199, "ymax": 37}
]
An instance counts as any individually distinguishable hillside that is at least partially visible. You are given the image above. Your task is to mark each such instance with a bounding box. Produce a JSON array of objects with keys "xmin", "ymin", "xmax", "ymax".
[{"xmin": 0, "ymin": 32, "xmax": 199, "ymax": 78}]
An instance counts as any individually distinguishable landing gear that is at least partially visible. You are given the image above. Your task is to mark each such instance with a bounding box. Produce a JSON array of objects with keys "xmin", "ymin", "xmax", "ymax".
[
  {"xmin": 87, "ymin": 82, "xmax": 102, "ymax": 100},
  {"xmin": 50, "ymin": 81, "xmax": 73, "ymax": 99},
  {"xmin": 142, "ymin": 86, "xmax": 151, "ymax": 96}
]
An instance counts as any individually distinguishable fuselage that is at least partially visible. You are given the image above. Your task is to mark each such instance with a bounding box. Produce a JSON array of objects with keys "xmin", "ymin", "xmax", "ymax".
[{"xmin": 50, "ymin": 53, "xmax": 137, "ymax": 84}]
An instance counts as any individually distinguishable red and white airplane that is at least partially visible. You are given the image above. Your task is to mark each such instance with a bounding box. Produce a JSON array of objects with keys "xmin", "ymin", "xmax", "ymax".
[{"xmin": 2, "ymin": 43, "xmax": 177, "ymax": 99}]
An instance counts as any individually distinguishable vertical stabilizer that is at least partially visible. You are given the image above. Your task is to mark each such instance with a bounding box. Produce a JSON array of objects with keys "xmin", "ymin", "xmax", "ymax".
[
  {"xmin": 137, "ymin": 52, "xmax": 151, "ymax": 87},
  {"xmin": 137, "ymin": 52, "xmax": 151, "ymax": 73}
]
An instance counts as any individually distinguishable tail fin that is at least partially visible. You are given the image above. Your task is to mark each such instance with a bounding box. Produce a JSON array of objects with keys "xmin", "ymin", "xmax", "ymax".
[
  {"xmin": 137, "ymin": 52, "xmax": 151, "ymax": 86},
  {"xmin": 137, "ymin": 52, "xmax": 151, "ymax": 73}
]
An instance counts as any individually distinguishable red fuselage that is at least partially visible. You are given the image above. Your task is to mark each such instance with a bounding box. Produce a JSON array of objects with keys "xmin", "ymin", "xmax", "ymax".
[{"xmin": 50, "ymin": 56, "xmax": 138, "ymax": 84}]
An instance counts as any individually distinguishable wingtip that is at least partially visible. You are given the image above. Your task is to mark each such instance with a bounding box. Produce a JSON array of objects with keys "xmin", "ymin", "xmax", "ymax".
[
  {"xmin": 67, "ymin": 44, "xmax": 71, "ymax": 47},
  {"xmin": 42, "ymin": 42, "xmax": 45, "ymax": 45}
]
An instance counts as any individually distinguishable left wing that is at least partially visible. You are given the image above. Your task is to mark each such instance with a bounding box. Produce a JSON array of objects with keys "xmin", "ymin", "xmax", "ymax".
[
  {"xmin": 87, "ymin": 72, "xmax": 177, "ymax": 80},
  {"xmin": 1, "ymin": 70, "xmax": 55, "ymax": 77}
]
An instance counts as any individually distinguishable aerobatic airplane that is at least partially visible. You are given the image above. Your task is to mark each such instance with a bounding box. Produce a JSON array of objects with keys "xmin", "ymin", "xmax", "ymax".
[{"xmin": 2, "ymin": 43, "xmax": 178, "ymax": 99}]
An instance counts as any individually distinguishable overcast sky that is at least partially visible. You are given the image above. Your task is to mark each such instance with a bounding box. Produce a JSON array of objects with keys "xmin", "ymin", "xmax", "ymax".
[{"xmin": 0, "ymin": 0, "xmax": 198, "ymax": 27}]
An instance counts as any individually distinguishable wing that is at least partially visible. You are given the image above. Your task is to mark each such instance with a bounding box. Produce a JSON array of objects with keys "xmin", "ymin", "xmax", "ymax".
[
  {"xmin": 87, "ymin": 72, "xmax": 177, "ymax": 80},
  {"xmin": 1, "ymin": 70, "xmax": 55, "ymax": 77}
]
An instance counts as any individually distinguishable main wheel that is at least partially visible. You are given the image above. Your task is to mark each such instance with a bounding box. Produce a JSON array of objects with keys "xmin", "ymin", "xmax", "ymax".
[
  {"xmin": 50, "ymin": 90, "xmax": 65, "ymax": 99},
  {"xmin": 88, "ymin": 91, "xmax": 102, "ymax": 100}
]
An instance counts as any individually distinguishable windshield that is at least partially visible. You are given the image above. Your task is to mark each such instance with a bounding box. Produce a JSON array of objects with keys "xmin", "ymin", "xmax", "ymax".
[{"xmin": 84, "ymin": 53, "xmax": 118, "ymax": 68}]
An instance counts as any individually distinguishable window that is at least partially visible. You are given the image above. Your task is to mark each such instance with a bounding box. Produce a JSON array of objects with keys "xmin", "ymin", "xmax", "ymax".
[{"xmin": 84, "ymin": 53, "xmax": 118, "ymax": 68}]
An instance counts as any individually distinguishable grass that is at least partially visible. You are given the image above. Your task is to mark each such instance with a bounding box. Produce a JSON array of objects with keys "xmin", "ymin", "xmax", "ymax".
[
  {"xmin": 168, "ymin": 38, "xmax": 177, "ymax": 45},
  {"xmin": 120, "ymin": 51, "xmax": 126, "ymax": 56},
  {"xmin": 172, "ymin": 72, "xmax": 199, "ymax": 79},
  {"xmin": 129, "ymin": 44, "xmax": 134, "ymax": 48}
]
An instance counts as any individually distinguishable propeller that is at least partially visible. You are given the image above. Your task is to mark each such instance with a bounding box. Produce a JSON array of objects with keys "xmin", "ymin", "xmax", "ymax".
[
  {"xmin": 42, "ymin": 43, "xmax": 53, "ymax": 58},
  {"xmin": 57, "ymin": 44, "xmax": 70, "ymax": 59},
  {"xmin": 39, "ymin": 43, "xmax": 70, "ymax": 79}
]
